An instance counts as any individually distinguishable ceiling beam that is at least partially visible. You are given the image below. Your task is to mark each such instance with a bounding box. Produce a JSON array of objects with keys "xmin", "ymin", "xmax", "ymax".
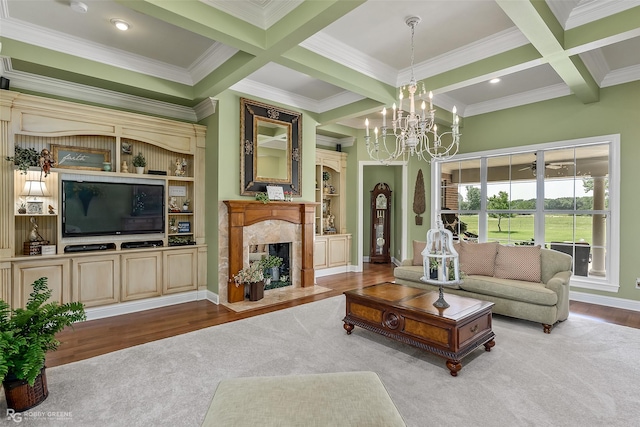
[
  {"xmin": 564, "ymin": 6, "xmax": 640, "ymax": 53},
  {"xmin": 496, "ymin": 0, "xmax": 599, "ymax": 103}
]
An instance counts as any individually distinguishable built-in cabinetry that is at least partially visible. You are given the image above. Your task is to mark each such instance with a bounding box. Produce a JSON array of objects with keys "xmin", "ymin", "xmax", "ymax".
[
  {"xmin": 0, "ymin": 92, "xmax": 207, "ymax": 311},
  {"xmin": 314, "ymin": 149, "xmax": 351, "ymax": 272}
]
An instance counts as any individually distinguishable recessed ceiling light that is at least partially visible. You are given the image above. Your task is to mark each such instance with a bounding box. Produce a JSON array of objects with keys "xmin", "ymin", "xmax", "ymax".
[
  {"xmin": 70, "ymin": 1, "xmax": 88, "ymax": 14},
  {"xmin": 110, "ymin": 19, "xmax": 130, "ymax": 31},
  {"xmin": 490, "ymin": 78, "xmax": 501, "ymax": 84}
]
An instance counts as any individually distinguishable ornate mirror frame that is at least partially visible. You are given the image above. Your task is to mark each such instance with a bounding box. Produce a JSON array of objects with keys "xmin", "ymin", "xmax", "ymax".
[{"xmin": 240, "ymin": 98, "xmax": 302, "ymax": 196}]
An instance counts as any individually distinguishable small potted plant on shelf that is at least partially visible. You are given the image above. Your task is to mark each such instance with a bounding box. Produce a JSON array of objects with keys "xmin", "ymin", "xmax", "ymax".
[
  {"xmin": 132, "ymin": 152, "xmax": 146, "ymax": 174},
  {"xmin": 0, "ymin": 277, "xmax": 86, "ymax": 411},
  {"xmin": 182, "ymin": 199, "xmax": 191, "ymax": 212},
  {"xmin": 233, "ymin": 261, "xmax": 264, "ymax": 301},
  {"xmin": 5, "ymin": 145, "xmax": 40, "ymax": 175}
]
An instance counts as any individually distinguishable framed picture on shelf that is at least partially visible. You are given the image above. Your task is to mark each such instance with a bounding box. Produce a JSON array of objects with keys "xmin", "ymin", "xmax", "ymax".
[
  {"xmin": 178, "ymin": 221, "xmax": 191, "ymax": 233},
  {"xmin": 51, "ymin": 145, "xmax": 110, "ymax": 171}
]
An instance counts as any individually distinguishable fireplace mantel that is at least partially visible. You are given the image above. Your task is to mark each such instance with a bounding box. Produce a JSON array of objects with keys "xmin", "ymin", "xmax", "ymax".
[{"xmin": 224, "ymin": 200, "xmax": 317, "ymax": 303}]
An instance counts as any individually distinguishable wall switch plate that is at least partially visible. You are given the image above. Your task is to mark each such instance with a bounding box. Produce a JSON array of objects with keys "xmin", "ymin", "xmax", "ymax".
[{"xmin": 636, "ymin": 278, "xmax": 640, "ymax": 289}]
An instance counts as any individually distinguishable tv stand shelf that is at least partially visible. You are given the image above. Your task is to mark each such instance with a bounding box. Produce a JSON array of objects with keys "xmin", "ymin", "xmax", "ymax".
[{"xmin": 1, "ymin": 91, "xmax": 208, "ymax": 310}]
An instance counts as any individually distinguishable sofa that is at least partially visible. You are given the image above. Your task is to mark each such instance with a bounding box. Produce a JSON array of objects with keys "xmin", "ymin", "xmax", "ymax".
[{"xmin": 394, "ymin": 241, "xmax": 573, "ymax": 333}]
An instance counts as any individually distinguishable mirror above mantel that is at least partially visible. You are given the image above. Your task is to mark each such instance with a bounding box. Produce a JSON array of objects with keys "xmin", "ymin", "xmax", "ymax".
[{"xmin": 240, "ymin": 98, "xmax": 302, "ymax": 196}]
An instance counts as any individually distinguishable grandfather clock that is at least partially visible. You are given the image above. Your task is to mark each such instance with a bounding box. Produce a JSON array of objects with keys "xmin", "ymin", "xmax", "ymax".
[{"xmin": 370, "ymin": 183, "xmax": 392, "ymax": 263}]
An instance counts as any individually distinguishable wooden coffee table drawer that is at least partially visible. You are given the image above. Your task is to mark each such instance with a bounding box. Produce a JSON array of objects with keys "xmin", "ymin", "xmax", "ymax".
[{"xmin": 458, "ymin": 312, "xmax": 492, "ymax": 348}]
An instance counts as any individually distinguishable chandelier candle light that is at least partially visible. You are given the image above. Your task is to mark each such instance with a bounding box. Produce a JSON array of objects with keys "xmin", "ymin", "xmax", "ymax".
[{"xmin": 365, "ymin": 16, "xmax": 461, "ymax": 164}]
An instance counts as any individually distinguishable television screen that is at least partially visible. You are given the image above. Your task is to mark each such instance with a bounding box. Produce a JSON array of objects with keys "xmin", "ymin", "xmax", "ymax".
[{"xmin": 62, "ymin": 179, "xmax": 165, "ymax": 237}]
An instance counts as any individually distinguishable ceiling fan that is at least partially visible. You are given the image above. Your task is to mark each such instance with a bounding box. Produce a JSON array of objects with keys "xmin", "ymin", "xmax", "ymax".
[{"xmin": 518, "ymin": 160, "xmax": 574, "ymax": 174}]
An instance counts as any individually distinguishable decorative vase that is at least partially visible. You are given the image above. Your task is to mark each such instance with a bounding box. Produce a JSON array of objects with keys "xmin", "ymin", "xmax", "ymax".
[
  {"xmin": 249, "ymin": 281, "xmax": 264, "ymax": 301},
  {"xmin": 102, "ymin": 162, "xmax": 111, "ymax": 172},
  {"xmin": 135, "ymin": 166, "xmax": 144, "ymax": 174},
  {"xmin": 269, "ymin": 266, "xmax": 280, "ymax": 282},
  {"xmin": 3, "ymin": 366, "xmax": 49, "ymax": 412},
  {"xmin": 18, "ymin": 207, "xmax": 26, "ymax": 214}
]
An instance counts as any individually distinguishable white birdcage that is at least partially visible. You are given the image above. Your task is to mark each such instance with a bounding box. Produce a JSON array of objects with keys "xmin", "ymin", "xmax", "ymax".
[{"xmin": 420, "ymin": 220, "xmax": 461, "ymax": 308}]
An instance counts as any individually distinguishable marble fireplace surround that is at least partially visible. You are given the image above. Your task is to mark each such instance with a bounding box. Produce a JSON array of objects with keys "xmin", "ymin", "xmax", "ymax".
[{"xmin": 222, "ymin": 200, "xmax": 317, "ymax": 304}]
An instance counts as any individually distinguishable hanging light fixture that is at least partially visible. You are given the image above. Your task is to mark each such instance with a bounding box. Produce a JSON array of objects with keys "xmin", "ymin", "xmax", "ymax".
[{"xmin": 364, "ymin": 16, "xmax": 461, "ymax": 164}]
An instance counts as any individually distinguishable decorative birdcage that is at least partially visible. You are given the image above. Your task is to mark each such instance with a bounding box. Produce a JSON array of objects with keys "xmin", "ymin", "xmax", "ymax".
[{"xmin": 420, "ymin": 220, "xmax": 461, "ymax": 308}]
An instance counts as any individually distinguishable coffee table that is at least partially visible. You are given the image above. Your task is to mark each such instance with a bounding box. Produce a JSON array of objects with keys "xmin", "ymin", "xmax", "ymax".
[{"xmin": 343, "ymin": 282, "xmax": 495, "ymax": 376}]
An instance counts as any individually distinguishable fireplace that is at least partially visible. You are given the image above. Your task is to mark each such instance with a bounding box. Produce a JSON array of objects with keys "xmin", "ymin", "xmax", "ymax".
[
  {"xmin": 222, "ymin": 200, "xmax": 317, "ymax": 303},
  {"xmin": 250, "ymin": 243, "xmax": 292, "ymax": 289}
]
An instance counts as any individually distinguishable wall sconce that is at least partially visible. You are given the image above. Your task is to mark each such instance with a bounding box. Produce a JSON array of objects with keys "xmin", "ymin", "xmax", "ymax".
[{"xmin": 21, "ymin": 180, "xmax": 50, "ymax": 214}]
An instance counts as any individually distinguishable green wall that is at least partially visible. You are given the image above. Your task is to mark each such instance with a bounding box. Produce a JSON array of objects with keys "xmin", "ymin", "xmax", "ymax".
[
  {"xmin": 450, "ymin": 80, "xmax": 640, "ymax": 301},
  {"xmin": 204, "ymin": 90, "xmax": 319, "ymax": 295}
]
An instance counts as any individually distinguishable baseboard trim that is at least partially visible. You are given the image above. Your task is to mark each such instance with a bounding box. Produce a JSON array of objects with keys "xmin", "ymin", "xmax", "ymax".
[
  {"xmin": 85, "ymin": 291, "xmax": 200, "ymax": 321},
  {"xmin": 570, "ymin": 290, "xmax": 640, "ymax": 312},
  {"xmin": 315, "ymin": 265, "xmax": 350, "ymax": 278}
]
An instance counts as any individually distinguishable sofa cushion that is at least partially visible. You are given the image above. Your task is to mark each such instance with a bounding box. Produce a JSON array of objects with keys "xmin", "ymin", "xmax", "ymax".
[
  {"xmin": 455, "ymin": 241, "xmax": 499, "ymax": 276},
  {"xmin": 412, "ymin": 240, "xmax": 426, "ymax": 266},
  {"xmin": 494, "ymin": 245, "xmax": 541, "ymax": 283},
  {"xmin": 460, "ymin": 275, "xmax": 557, "ymax": 306},
  {"xmin": 394, "ymin": 265, "xmax": 461, "ymax": 289}
]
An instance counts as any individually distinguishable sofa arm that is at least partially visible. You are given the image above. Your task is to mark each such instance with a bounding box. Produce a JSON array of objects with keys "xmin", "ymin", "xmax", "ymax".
[
  {"xmin": 545, "ymin": 270, "xmax": 571, "ymax": 322},
  {"xmin": 400, "ymin": 259, "xmax": 414, "ymax": 267},
  {"xmin": 545, "ymin": 270, "xmax": 571, "ymax": 292}
]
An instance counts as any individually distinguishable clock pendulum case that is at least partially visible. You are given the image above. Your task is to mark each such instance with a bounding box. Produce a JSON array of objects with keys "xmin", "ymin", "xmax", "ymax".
[{"xmin": 370, "ymin": 182, "xmax": 392, "ymax": 263}]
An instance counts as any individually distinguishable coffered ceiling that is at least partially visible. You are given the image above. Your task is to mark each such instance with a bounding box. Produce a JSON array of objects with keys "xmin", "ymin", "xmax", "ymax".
[{"xmin": 1, "ymin": 0, "xmax": 639, "ymax": 130}]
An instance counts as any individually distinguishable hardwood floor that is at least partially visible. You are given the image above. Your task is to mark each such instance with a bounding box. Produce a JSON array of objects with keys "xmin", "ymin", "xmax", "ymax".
[{"xmin": 47, "ymin": 263, "xmax": 640, "ymax": 368}]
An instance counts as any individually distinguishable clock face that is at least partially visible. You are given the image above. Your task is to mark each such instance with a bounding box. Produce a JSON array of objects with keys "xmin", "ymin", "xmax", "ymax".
[
  {"xmin": 376, "ymin": 194, "xmax": 387, "ymax": 209},
  {"xmin": 376, "ymin": 237, "xmax": 385, "ymax": 247}
]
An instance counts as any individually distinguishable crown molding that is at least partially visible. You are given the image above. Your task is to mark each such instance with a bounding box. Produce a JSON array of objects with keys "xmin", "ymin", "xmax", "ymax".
[
  {"xmin": 300, "ymin": 32, "xmax": 398, "ymax": 86},
  {"xmin": 398, "ymin": 27, "xmax": 530, "ymax": 85},
  {"xmin": 316, "ymin": 134, "xmax": 354, "ymax": 148},
  {"xmin": 564, "ymin": 0, "xmax": 640, "ymax": 30},
  {"xmin": 601, "ymin": 63, "xmax": 640, "ymax": 87},
  {"xmin": 464, "ymin": 83, "xmax": 571, "ymax": 117},
  {"xmin": 580, "ymin": 50, "xmax": 609, "ymax": 85},
  {"xmin": 194, "ymin": 97, "xmax": 218, "ymax": 121},
  {"xmin": 189, "ymin": 43, "xmax": 238, "ymax": 84},
  {"xmin": 201, "ymin": 0, "xmax": 302, "ymax": 29},
  {"xmin": 0, "ymin": 58, "xmax": 197, "ymax": 122},
  {"xmin": 0, "ymin": 16, "xmax": 195, "ymax": 85}
]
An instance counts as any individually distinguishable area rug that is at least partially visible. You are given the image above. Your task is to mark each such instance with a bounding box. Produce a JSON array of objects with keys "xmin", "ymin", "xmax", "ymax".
[{"xmin": 2, "ymin": 297, "xmax": 639, "ymax": 426}]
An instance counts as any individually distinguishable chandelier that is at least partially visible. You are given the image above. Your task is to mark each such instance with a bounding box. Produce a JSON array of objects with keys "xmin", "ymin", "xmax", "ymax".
[{"xmin": 364, "ymin": 16, "xmax": 461, "ymax": 164}]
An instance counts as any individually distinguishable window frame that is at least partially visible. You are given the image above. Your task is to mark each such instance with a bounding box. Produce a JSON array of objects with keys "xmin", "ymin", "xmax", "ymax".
[{"xmin": 431, "ymin": 134, "xmax": 620, "ymax": 293}]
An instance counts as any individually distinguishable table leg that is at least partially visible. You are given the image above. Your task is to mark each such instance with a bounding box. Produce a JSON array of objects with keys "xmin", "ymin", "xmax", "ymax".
[
  {"xmin": 446, "ymin": 359, "xmax": 462, "ymax": 377},
  {"xmin": 343, "ymin": 322, "xmax": 354, "ymax": 335},
  {"xmin": 484, "ymin": 339, "xmax": 495, "ymax": 352}
]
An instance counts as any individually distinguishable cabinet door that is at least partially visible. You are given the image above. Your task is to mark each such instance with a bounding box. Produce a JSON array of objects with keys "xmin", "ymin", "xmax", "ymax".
[
  {"xmin": 72, "ymin": 255, "xmax": 120, "ymax": 307},
  {"xmin": 13, "ymin": 259, "xmax": 71, "ymax": 308},
  {"xmin": 328, "ymin": 235, "xmax": 349, "ymax": 267},
  {"xmin": 121, "ymin": 251, "xmax": 162, "ymax": 301},
  {"xmin": 314, "ymin": 238, "xmax": 328, "ymax": 269},
  {"xmin": 163, "ymin": 248, "xmax": 197, "ymax": 294}
]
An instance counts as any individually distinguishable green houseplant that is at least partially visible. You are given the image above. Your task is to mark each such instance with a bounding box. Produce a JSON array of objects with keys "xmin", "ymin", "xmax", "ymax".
[
  {"xmin": 0, "ymin": 277, "xmax": 86, "ymax": 411},
  {"xmin": 5, "ymin": 145, "xmax": 40, "ymax": 175},
  {"xmin": 261, "ymin": 255, "xmax": 283, "ymax": 282},
  {"xmin": 132, "ymin": 151, "xmax": 146, "ymax": 173}
]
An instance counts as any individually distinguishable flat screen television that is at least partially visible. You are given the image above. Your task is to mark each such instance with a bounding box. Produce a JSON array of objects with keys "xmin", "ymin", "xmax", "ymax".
[{"xmin": 62, "ymin": 178, "xmax": 165, "ymax": 237}]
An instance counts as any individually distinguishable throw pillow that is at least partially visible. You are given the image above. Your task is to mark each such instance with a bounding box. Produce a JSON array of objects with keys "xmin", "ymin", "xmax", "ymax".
[
  {"xmin": 456, "ymin": 241, "xmax": 499, "ymax": 276},
  {"xmin": 494, "ymin": 245, "xmax": 542, "ymax": 282},
  {"xmin": 412, "ymin": 240, "xmax": 427, "ymax": 266}
]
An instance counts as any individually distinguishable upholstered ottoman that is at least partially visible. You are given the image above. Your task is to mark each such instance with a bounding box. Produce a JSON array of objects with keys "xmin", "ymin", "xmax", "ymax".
[{"xmin": 201, "ymin": 371, "xmax": 406, "ymax": 427}]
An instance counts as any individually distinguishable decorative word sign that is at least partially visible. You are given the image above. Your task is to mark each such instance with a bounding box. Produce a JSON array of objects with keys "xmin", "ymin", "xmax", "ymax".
[{"xmin": 52, "ymin": 145, "xmax": 110, "ymax": 171}]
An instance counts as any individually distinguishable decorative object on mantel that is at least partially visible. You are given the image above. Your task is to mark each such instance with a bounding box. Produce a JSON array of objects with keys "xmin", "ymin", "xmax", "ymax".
[
  {"xmin": 255, "ymin": 192, "xmax": 269, "ymax": 204},
  {"xmin": 413, "ymin": 168, "xmax": 425, "ymax": 225},
  {"xmin": 5, "ymin": 145, "xmax": 39, "ymax": 175},
  {"xmin": 102, "ymin": 162, "xmax": 111, "ymax": 172},
  {"xmin": 420, "ymin": 219, "xmax": 461, "ymax": 308},
  {"xmin": 132, "ymin": 151, "xmax": 146, "ymax": 174},
  {"xmin": 364, "ymin": 16, "xmax": 460, "ymax": 164},
  {"xmin": 38, "ymin": 148, "xmax": 55, "ymax": 177},
  {"xmin": 48, "ymin": 205, "xmax": 55, "ymax": 215},
  {"xmin": 121, "ymin": 141, "xmax": 132, "ymax": 154},
  {"xmin": 25, "ymin": 217, "xmax": 49, "ymax": 255},
  {"xmin": 175, "ymin": 157, "xmax": 187, "ymax": 177},
  {"xmin": 121, "ymin": 160, "xmax": 129, "ymax": 173},
  {"xmin": 1, "ymin": 277, "xmax": 85, "ymax": 412}
]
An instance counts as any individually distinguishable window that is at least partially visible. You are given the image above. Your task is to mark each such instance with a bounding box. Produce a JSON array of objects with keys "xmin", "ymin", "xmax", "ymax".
[{"xmin": 433, "ymin": 135, "xmax": 620, "ymax": 292}]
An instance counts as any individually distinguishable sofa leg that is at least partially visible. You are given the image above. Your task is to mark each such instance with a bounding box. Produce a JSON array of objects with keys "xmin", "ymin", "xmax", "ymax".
[{"xmin": 542, "ymin": 324, "xmax": 552, "ymax": 334}]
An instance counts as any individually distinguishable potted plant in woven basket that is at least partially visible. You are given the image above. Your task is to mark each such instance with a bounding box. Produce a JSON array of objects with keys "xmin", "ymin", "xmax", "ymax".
[
  {"xmin": 0, "ymin": 277, "xmax": 86, "ymax": 411},
  {"xmin": 233, "ymin": 261, "xmax": 265, "ymax": 301}
]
